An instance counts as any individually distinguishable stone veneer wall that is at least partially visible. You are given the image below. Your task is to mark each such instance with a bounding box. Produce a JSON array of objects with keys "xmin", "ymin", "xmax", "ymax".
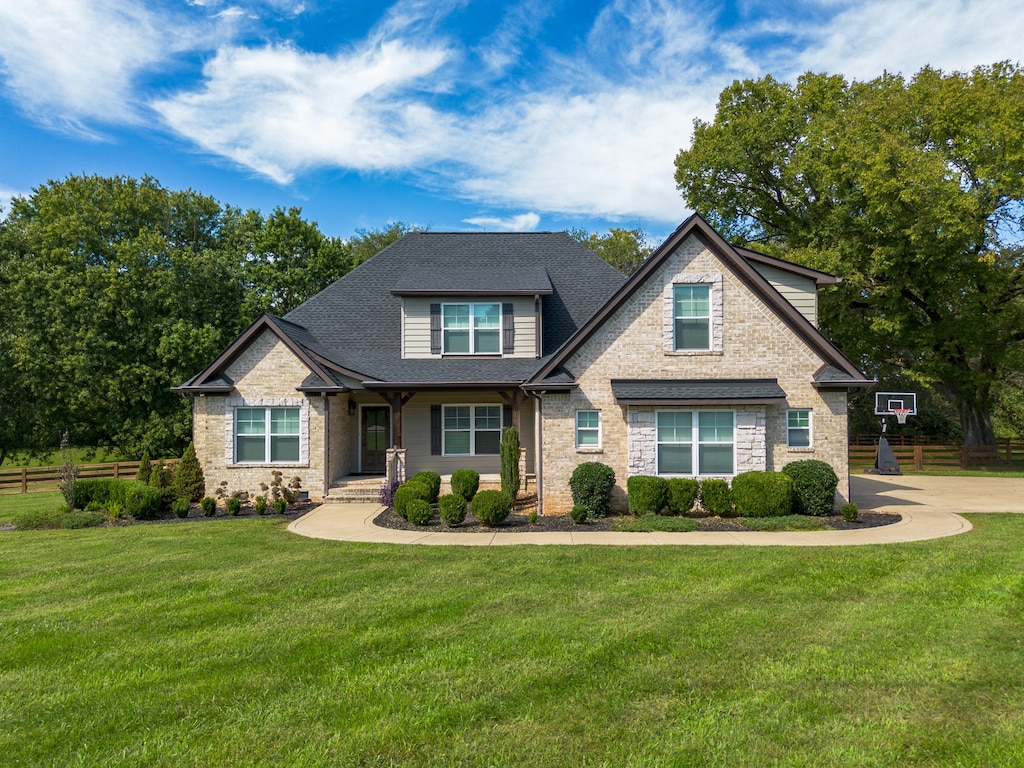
[
  {"xmin": 539, "ymin": 235, "xmax": 850, "ymax": 515},
  {"xmin": 191, "ymin": 331, "xmax": 330, "ymax": 502}
]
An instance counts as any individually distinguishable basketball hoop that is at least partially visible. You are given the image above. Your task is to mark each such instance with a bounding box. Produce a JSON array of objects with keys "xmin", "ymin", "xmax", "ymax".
[{"xmin": 893, "ymin": 408, "xmax": 910, "ymax": 425}]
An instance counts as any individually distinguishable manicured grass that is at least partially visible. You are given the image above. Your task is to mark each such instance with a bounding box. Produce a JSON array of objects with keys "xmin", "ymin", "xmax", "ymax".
[
  {"xmin": 613, "ymin": 514, "xmax": 700, "ymax": 532},
  {"xmin": 3, "ymin": 516, "xmax": 1024, "ymax": 766},
  {"xmin": 741, "ymin": 514, "xmax": 828, "ymax": 531},
  {"xmin": 0, "ymin": 491, "xmax": 64, "ymax": 526}
]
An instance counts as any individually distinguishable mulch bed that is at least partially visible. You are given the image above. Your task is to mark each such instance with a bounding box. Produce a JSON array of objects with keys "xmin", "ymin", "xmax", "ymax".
[
  {"xmin": 127, "ymin": 501, "xmax": 321, "ymax": 524},
  {"xmin": 373, "ymin": 508, "xmax": 901, "ymax": 533}
]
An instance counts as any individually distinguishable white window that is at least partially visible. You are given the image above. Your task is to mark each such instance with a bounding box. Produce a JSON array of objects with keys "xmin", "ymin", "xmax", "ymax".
[
  {"xmin": 673, "ymin": 284, "xmax": 710, "ymax": 350},
  {"xmin": 235, "ymin": 407, "xmax": 300, "ymax": 463},
  {"xmin": 788, "ymin": 409, "xmax": 812, "ymax": 447},
  {"xmin": 443, "ymin": 405, "xmax": 502, "ymax": 455},
  {"xmin": 576, "ymin": 410, "xmax": 601, "ymax": 448},
  {"xmin": 443, "ymin": 303, "xmax": 501, "ymax": 354},
  {"xmin": 656, "ymin": 410, "xmax": 734, "ymax": 475}
]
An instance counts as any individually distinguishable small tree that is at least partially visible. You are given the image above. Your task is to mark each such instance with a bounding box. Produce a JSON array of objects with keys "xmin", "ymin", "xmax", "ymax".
[
  {"xmin": 499, "ymin": 426, "xmax": 521, "ymax": 499},
  {"xmin": 135, "ymin": 450, "xmax": 152, "ymax": 484},
  {"xmin": 57, "ymin": 430, "xmax": 77, "ymax": 510},
  {"xmin": 174, "ymin": 442, "xmax": 206, "ymax": 502}
]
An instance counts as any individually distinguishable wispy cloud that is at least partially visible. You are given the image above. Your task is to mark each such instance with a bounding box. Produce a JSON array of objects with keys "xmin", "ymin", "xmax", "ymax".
[
  {"xmin": 153, "ymin": 40, "xmax": 453, "ymax": 183},
  {"xmin": 463, "ymin": 212, "xmax": 541, "ymax": 231}
]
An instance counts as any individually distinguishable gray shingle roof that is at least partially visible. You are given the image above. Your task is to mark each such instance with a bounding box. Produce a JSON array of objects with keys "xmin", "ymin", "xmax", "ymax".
[
  {"xmin": 283, "ymin": 232, "xmax": 627, "ymax": 383},
  {"xmin": 391, "ymin": 264, "xmax": 553, "ymax": 295},
  {"xmin": 610, "ymin": 378, "xmax": 788, "ymax": 404}
]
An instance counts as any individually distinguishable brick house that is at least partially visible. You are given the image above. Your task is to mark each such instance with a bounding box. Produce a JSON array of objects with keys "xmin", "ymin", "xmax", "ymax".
[{"xmin": 176, "ymin": 214, "xmax": 871, "ymax": 512}]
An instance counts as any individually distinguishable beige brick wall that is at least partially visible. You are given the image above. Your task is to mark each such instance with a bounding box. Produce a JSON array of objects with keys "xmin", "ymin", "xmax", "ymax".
[
  {"xmin": 191, "ymin": 331, "xmax": 332, "ymax": 502},
  {"xmin": 540, "ymin": 236, "xmax": 850, "ymax": 515}
]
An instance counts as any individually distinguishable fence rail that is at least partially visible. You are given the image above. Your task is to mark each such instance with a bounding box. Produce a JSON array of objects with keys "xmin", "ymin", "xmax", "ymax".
[
  {"xmin": 0, "ymin": 459, "xmax": 180, "ymax": 494},
  {"xmin": 850, "ymin": 441, "xmax": 1024, "ymax": 472}
]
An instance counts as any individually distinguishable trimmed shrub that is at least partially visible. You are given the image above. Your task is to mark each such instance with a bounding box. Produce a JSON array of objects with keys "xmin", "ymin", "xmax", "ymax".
[
  {"xmin": 782, "ymin": 460, "xmax": 839, "ymax": 516},
  {"xmin": 135, "ymin": 451, "xmax": 152, "ymax": 484},
  {"xmin": 500, "ymin": 426, "xmax": 521, "ymax": 499},
  {"xmin": 699, "ymin": 478, "xmax": 732, "ymax": 516},
  {"xmin": 406, "ymin": 499, "xmax": 434, "ymax": 525},
  {"xmin": 471, "ymin": 490, "xmax": 513, "ymax": 526},
  {"xmin": 149, "ymin": 459, "xmax": 176, "ymax": 508},
  {"xmin": 200, "ymin": 497, "xmax": 216, "ymax": 516},
  {"xmin": 393, "ymin": 481, "xmax": 433, "ymax": 519},
  {"xmin": 171, "ymin": 497, "xmax": 190, "ymax": 519},
  {"xmin": 627, "ymin": 476, "xmax": 669, "ymax": 516},
  {"xmin": 570, "ymin": 505, "xmax": 589, "ymax": 524},
  {"xmin": 667, "ymin": 478, "xmax": 700, "ymax": 516},
  {"xmin": 731, "ymin": 471, "xmax": 793, "ymax": 518},
  {"xmin": 226, "ymin": 497, "xmax": 241, "ymax": 516},
  {"xmin": 174, "ymin": 443, "xmax": 206, "ymax": 502},
  {"xmin": 74, "ymin": 478, "xmax": 117, "ymax": 508},
  {"xmin": 438, "ymin": 493, "xmax": 467, "ymax": 527},
  {"xmin": 450, "ymin": 469, "xmax": 480, "ymax": 501},
  {"xmin": 841, "ymin": 502, "xmax": 859, "ymax": 522},
  {"xmin": 569, "ymin": 462, "xmax": 616, "ymax": 519},
  {"xmin": 273, "ymin": 497, "xmax": 287, "ymax": 514},
  {"xmin": 115, "ymin": 480, "xmax": 163, "ymax": 520},
  {"xmin": 408, "ymin": 472, "xmax": 441, "ymax": 503},
  {"xmin": 254, "ymin": 495, "xmax": 268, "ymax": 515},
  {"xmin": 14, "ymin": 509, "xmax": 68, "ymax": 530}
]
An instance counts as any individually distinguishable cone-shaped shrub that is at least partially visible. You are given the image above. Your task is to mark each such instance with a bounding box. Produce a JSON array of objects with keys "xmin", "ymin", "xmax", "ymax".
[{"xmin": 174, "ymin": 443, "xmax": 206, "ymax": 502}]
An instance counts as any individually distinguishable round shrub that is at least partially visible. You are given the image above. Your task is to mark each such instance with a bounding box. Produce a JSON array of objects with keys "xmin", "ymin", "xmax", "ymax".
[
  {"xmin": 74, "ymin": 478, "xmax": 117, "ymax": 508},
  {"xmin": 667, "ymin": 478, "xmax": 700, "ymax": 516},
  {"xmin": 450, "ymin": 468, "xmax": 480, "ymax": 501},
  {"xmin": 273, "ymin": 497, "xmax": 287, "ymax": 514},
  {"xmin": 408, "ymin": 471, "xmax": 441, "ymax": 503},
  {"xmin": 782, "ymin": 459, "xmax": 839, "ymax": 516},
  {"xmin": 438, "ymin": 493, "xmax": 467, "ymax": 527},
  {"xmin": 200, "ymin": 497, "xmax": 216, "ymax": 516},
  {"xmin": 471, "ymin": 490, "xmax": 513, "ymax": 526},
  {"xmin": 114, "ymin": 480, "xmax": 163, "ymax": 519},
  {"xmin": 569, "ymin": 505, "xmax": 589, "ymax": 524},
  {"xmin": 731, "ymin": 471, "xmax": 793, "ymax": 518},
  {"xmin": 569, "ymin": 461, "xmax": 616, "ymax": 519},
  {"xmin": 699, "ymin": 478, "xmax": 733, "ymax": 516},
  {"xmin": 841, "ymin": 502, "xmax": 859, "ymax": 522},
  {"xmin": 254, "ymin": 495, "xmax": 268, "ymax": 515},
  {"xmin": 405, "ymin": 499, "xmax": 434, "ymax": 525},
  {"xmin": 226, "ymin": 497, "xmax": 241, "ymax": 516},
  {"xmin": 393, "ymin": 481, "xmax": 433, "ymax": 519},
  {"xmin": 627, "ymin": 475, "xmax": 669, "ymax": 516},
  {"xmin": 171, "ymin": 497, "xmax": 190, "ymax": 519}
]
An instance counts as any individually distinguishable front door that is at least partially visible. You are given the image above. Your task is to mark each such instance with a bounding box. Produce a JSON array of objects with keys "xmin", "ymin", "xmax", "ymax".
[{"xmin": 361, "ymin": 406, "xmax": 390, "ymax": 473}]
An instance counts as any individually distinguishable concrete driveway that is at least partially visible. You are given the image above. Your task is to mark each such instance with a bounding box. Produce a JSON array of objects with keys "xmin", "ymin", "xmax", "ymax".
[{"xmin": 850, "ymin": 473, "xmax": 1024, "ymax": 515}]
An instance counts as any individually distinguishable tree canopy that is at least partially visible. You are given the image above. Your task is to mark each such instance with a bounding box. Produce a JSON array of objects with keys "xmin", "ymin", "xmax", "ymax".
[
  {"xmin": 0, "ymin": 175, "xmax": 420, "ymax": 463},
  {"xmin": 569, "ymin": 226, "xmax": 653, "ymax": 275},
  {"xmin": 675, "ymin": 63, "xmax": 1024, "ymax": 444}
]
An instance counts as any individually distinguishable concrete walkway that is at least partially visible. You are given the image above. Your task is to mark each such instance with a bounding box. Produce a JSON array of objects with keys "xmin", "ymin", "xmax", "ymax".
[{"xmin": 287, "ymin": 474, "xmax": 1024, "ymax": 547}]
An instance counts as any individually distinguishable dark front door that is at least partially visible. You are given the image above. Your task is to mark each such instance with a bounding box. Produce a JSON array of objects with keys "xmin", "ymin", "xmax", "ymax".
[{"xmin": 361, "ymin": 406, "xmax": 390, "ymax": 473}]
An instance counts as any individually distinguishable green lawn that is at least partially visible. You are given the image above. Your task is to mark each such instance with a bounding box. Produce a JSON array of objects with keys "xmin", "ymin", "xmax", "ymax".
[
  {"xmin": 2, "ymin": 515, "xmax": 1024, "ymax": 767},
  {"xmin": 0, "ymin": 491, "xmax": 64, "ymax": 525}
]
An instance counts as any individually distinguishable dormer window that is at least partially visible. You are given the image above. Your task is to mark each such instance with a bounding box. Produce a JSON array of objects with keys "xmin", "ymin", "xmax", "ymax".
[{"xmin": 443, "ymin": 302, "xmax": 501, "ymax": 354}]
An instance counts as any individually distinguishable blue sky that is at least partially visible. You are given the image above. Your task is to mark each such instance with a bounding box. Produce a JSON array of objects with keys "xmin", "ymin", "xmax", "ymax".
[{"xmin": 1, "ymin": 0, "xmax": 1021, "ymax": 241}]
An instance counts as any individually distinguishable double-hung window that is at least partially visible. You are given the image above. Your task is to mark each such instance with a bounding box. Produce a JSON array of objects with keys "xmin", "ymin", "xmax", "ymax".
[
  {"xmin": 443, "ymin": 303, "xmax": 501, "ymax": 354},
  {"xmin": 656, "ymin": 410, "xmax": 734, "ymax": 475},
  {"xmin": 787, "ymin": 409, "xmax": 812, "ymax": 447},
  {"xmin": 443, "ymin": 405, "xmax": 502, "ymax": 455},
  {"xmin": 576, "ymin": 410, "xmax": 601, "ymax": 448},
  {"xmin": 235, "ymin": 406, "xmax": 300, "ymax": 463},
  {"xmin": 673, "ymin": 284, "xmax": 710, "ymax": 350}
]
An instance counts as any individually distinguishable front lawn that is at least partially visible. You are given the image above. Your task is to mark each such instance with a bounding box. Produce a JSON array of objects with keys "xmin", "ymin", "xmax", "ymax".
[{"xmin": 2, "ymin": 516, "xmax": 1024, "ymax": 766}]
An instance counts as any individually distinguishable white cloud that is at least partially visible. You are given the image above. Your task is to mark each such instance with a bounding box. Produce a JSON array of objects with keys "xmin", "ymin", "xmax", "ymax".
[
  {"xmin": 153, "ymin": 41, "xmax": 453, "ymax": 183},
  {"xmin": 462, "ymin": 212, "xmax": 541, "ymax": 231},
  {"xmin": 0, "ymin": 0, "xmax": 178, "ymax": 132}
]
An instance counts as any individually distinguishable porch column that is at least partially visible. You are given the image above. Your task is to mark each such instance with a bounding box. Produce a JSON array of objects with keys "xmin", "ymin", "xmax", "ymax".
[
  {"xmin": 378, "ymin": 391, "xmax": 416, "ymax": 449},
  {"xmin": 386, "ymin": 448, "xmax": 407, "ymax": 487},
  {"xmin": 499, "ymin": 389, "xmax": 523, "ymax": 431}
]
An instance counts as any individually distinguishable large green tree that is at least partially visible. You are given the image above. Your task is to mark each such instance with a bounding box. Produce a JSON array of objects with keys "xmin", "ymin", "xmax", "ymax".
[
  {"xmin": 569, "ymin": 226, "xmax": 653, "ymax": 275},
  {"xmin": 675, "ymin": 63, "xmax": 1024, "ymax": 444},
  {"xmin": 1, "ymin": 175, "xmax": 249, "ymax": 458}
]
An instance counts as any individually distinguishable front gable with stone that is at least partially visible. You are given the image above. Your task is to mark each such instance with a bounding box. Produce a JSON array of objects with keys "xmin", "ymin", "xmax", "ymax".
[{"xmin": 525, "ymin": 215, "xmax": 870, "ymax": 514}]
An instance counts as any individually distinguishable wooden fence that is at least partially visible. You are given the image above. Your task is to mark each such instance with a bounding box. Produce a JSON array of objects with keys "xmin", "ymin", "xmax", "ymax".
[
  {"xmin": 0, "ymin": 459, "xmax": 180, "ymax": 494},
  {"xmin": 849, "ymin": 441, "xmax": 1024, "ymax": 473}
]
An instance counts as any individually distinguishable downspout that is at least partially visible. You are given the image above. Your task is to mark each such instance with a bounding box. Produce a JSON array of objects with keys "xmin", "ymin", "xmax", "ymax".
[{"xmin": 534, "ymin": 392, "xmax": 543, "ymax": 516}]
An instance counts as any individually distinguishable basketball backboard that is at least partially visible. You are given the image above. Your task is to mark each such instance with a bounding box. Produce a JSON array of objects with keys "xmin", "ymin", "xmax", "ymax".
[{"xmin": 874, "ymin": 392, "xmax": 917, "ymax": 416}]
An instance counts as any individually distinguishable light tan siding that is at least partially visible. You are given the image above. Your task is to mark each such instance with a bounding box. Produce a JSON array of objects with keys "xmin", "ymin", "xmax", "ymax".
[
  {"xmin": 750, "ymin": 264, "xmax": 818, "ymax": 326},
  {"xmin": 402, "ymin": 297, "xmax": 539, "ymax": 358}
]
